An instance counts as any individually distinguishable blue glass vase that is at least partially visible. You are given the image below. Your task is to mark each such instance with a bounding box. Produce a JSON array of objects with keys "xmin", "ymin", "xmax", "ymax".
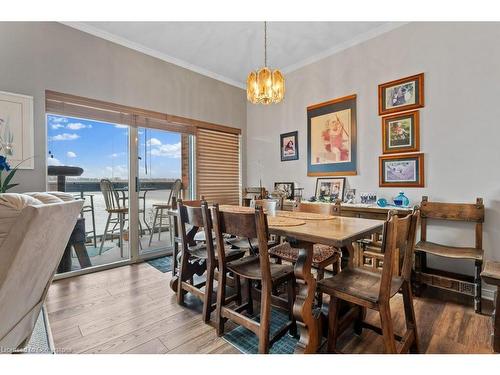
[{"xmin": 393, "ymin": 191, "xmax": 410, "ymax": 207}]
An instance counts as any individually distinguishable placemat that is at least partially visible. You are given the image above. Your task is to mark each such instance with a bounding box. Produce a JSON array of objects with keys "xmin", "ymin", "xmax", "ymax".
[
  {"xmin": 276, "ymin": 210, "xmax": 336, "ymax": 220},
  {"xmin": 267, "ymin": 216, "xmax": 306, "ymax": 227}
]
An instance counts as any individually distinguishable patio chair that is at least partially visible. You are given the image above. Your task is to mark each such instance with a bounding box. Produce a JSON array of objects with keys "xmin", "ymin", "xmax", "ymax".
[
  {"xmin": 99, "ymin": 179, "xmax": 144, "ymax": 256},
  {"xmin": 148, "ymin": 178, "xmax": 183, "ymax": 246}
]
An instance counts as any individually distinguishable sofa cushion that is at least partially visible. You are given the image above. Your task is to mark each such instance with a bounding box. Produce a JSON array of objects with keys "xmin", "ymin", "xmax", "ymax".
[
  {"xmin": 24, "ymin": 192, "xmax": 64, "ymax": 204},
  {"xmin": 0, "ymin": 194, "xmax": 45, "ymax": 248}
]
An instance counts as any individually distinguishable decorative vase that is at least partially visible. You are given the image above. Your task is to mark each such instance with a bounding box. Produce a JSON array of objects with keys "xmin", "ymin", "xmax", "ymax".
[{"xmin": 393, "ymin": 191, "xmax": 410, "ymax": 207}]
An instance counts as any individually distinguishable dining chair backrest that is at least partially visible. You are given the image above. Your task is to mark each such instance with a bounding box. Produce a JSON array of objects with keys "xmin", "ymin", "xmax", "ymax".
[
  {"xmin": 100, "ymin": 179, "xmax": 122, "ymax": 211},
  {"xmin": 211, "ymin": 204, "xmax": 272, "ymax": 283},
  {"xmin": 419, "ymin": 196, "xmax": 484, "ymax": 249},
  {"xmin": 178, "ymin": 200, "xmax": 214, "ymax": 258},
  {"xmin": 379, "ymin": 208, "xmax": 419, "ymax": 300},
  {"xmin": 295, "ymin": 201, "xmax": 341, "ymax": 216},
  {"xmin": 167, "ymin": 178, "xmax": 183, "ymax": 206}
]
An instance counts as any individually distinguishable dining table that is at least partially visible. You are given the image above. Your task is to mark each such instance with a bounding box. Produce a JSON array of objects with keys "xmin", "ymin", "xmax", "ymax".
[{"xmin": 168, "ymin": 204, "xmax": 384, "ymax": 354}]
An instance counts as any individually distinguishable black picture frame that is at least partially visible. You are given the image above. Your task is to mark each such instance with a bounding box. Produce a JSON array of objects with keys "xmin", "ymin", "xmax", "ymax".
[
  {"xmin": 280, "ymin": 131, "xmax": 299, "ymax": 161},
  {"xmin": 274, "ymin": 182, "xmax": 295, "ymax": 200}
]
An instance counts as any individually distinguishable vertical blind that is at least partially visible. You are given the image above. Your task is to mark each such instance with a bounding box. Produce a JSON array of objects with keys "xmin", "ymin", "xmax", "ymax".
[{"xmin": 196, "ymin": 128, "xmax": 241, "ymax": 205}]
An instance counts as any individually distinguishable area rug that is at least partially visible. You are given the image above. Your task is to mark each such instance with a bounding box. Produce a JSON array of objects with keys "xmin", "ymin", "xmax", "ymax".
[
  {"xmin": 14, "ymin": 307, "xmax": 53, "ymax": 354},
  {"xmin": 222, "ymin": 309, "xmax": 298, "ymax": 354},
  {"xmin": 147, "ymin": 255, "xmax": 173, "ymax": 273}
]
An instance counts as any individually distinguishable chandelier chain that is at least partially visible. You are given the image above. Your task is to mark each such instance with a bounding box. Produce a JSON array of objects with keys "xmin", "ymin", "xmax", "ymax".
[{"xmin": 264, "ymin": 21, "xmax": 267, "ymax": 67}]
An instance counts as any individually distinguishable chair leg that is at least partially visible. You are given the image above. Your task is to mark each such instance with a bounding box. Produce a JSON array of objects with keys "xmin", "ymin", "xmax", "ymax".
[
  {"xmin": 327, "ymin": 296, "xmax": 340, "ymax": 353},
  {"xmin": 118, "ymin": 213, "xmax": 124, "ymax": 258},
  {"xmin": 235, "ymin": 274, "xmax": 242, "ymax": 305},
  {"xmin": 413, "ymin": 251, "xmax": 426, "ymax": 297},
  {"xmin": 354, "ymin": 307, "xmax": 367, "ymax": 336},
  {"xmin": 99, "ymin": 213, "xmax": 112, "ymax": 255},
  {"xmin": 474, "ymin": 260, "xmax": 482, "ymax": 314},
  {"xmin": 287, "ymin": 277, "xmax": 297, "ymax": 337},
  {"xmin": 258, "ymin": 285, "xmax": 272, "ymax": 354},
  {"xmin": 246, "ymin": 279, "xmax": 254, "ymax": 315},
  {"xmin": 203, "ymin": 264, "xmax": 215, "ymax": 323},
  {"xmin": 177, "ymin": 250, "xmax": 189, "ymax": 305},
  {"xmin": 379, "ymin": 301, "xmax": 397, "ymax": 354},
  {"xmin": 158, "ymin": 208, "xmax": 163, "ymax": 241},
  {"xmin": 401, "ymin": 281, "xmax": 420, "ymax": 353},
  {"xmin": 216, "ymin": 266, "xmax": 227, "ymax": 336},
  {"xmin": 149, "ymin": 208, "xmax": 159, "ymax": 246},
  {"xmin": 316, "ymin": 267, "xmax": 324, "ymax": 307}
]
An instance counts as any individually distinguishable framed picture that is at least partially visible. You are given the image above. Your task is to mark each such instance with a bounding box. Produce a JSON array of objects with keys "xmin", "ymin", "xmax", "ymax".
[
  {"xmin": 378, "ymin": 73, "xmax": 424, "ymax": 115},
  {"xmin": 280, "ymin": 131, "xmax": 299, "ymax": 161},
  {"xmin": 307, "ymin": 94, "xmax": 357, "ymax": 176},
  {"xmin": 274, "ymin": 182, "xmax": 295, "ymax": 200},
  {"xmin": 379, "ymin": 153, "xmax": 425, "ymax": 187},
  {"xmin": 382, "ymin": 110, "xmax": 420, "ymax": 154},
  {"xmin": 315, "ymin": 177, "xmax": 346, "ymax": 201},
  {"xmin": 0, "ymin": 91, "xmax": 34, "ymax": 169}
]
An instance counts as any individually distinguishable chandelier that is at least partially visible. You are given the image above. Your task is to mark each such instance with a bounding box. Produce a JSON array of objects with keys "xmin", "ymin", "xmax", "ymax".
[{"xmin": 246, "ymin": 22, "xmax": 285, "ymax": 105}]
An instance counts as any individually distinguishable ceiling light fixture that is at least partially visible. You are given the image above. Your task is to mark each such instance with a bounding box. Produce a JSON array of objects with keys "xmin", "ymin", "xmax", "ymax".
[{"xmin": 246, "ymin": 21, "xmax": 285, "ymax": 105}]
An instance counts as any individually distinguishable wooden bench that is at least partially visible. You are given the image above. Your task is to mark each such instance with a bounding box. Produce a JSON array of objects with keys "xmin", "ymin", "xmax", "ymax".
[{"xmin": 481, "ymin": 261, "xmax": 500, "ymax": 352}]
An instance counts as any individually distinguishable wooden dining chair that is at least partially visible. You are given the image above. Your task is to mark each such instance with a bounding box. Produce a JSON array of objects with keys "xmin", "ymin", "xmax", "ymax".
[
  {"xmin": 212, "ymin": 204, "xmax": 297, "ymax": 354},
  {"xmin": 318, "ymin": 208, "xmax": 420, "ymax": 354},
  {"xmin": 176, "ymin": 199, "xmax": 246, "ymax": 322},
  {"xmin": 269, "ymin": 201, "xmax": 341, "ymax": 303},
  {"xmin": 414, "ymin": 196, "xmax": 485, "ymax": 313}
]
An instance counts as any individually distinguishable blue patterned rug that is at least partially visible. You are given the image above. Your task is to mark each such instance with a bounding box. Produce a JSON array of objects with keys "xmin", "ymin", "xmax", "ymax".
[
  {"xmin": 14, "ymin": 307, "xmax": 53, "ymax": 354},
  {"xmin": 223, "ymin": 309, "xmax": 298, "ymax": 354},
  {"xmin": 147, "ymin": 256, "xmax": 173, "ymax": 273}
]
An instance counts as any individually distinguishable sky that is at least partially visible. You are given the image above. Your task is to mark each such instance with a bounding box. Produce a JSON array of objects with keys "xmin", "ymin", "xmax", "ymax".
[{"xmin": 47, "ymin": 114, "xmax": 182, "ymax": 180}]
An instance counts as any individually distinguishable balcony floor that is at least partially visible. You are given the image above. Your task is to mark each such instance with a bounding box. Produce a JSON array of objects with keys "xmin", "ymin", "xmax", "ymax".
[{"xmin": 46, "ymin": 262, "xmax": 494, "ymax": 354}]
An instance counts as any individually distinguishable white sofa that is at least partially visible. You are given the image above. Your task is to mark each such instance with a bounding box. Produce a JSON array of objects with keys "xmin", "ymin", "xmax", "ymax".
[{"xmin": 0, "ymin": 192, "xmax": 83, "ymax": 353}]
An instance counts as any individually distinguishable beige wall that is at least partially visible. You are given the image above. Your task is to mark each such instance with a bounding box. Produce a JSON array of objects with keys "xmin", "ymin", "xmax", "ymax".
[
  {"xmin": 246, "ymin": 22, "xmax": 500, "ymax": 294},
  {"xmin": 0, "ymin": 22, "xmax": 246, "ymax": 192}
]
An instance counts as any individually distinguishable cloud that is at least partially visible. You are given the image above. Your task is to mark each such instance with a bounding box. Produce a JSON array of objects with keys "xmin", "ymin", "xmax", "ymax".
[
  {"xmin": 66, "ymin": 122, "xmax": 92, "ymax": 130},
  {"xmin": 47, "ymin": 157, "xmax": 62, "ymax": 166},
  {"xmin": 114, "ymin": 124, "xmax": 129, "ymax": 129},
  {"xmin": 147, "ymin": 138, "xmax": 162, "ymax": 146},
  {"xmin": 49, "ymin": 133, "xmax": 80, "ymax": 141},
  {"xmin": 49, "ymin": 117, "xmax": 68, "ymax": 124},
  {"xmin": 66, "ymin": 151, "xmax": 77, "ymax": 158},
  {"xmin": 51, "ymin": 124, "xmax": 65, "ymax": 130},
  {"xmin": 150, "ymin": 142, "xmax": 181, "ymax": 158}
]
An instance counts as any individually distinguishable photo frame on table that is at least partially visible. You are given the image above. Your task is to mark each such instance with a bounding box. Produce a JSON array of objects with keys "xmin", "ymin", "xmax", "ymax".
[
  {"xmin": 379, "ymin": 153, "xmax": 425, "ymax": 187},
  {"xmin": 382, "ymin": 110, "xmax": 420, "ymax": 154},
  {"xmin": 0, "ymin": 90, "xmax": 34, "ymax": 169},
  {"xmin": 280, "ymin": 131, "xmax": 299, "ymax": 161},
  {"xmin": 307, "ymin": 94, "xmax": 357, "ymax": 176},
  {"xmin": 315, "ymin": 177, "xmax": 346, "ymax": 201},
  {"xmin": 274, "ymin": 182, "xmax": 295, "ymax": 200},
  {"xmin": 378, "ymin": 73, "xmax": 424, "ymax": 115}
]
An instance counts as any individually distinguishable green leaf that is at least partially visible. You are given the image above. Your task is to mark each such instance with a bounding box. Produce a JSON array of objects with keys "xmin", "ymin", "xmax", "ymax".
[
  {"xmin": 4, "ymin": 183, "xmax": 18, "ymax": 191},
  {"xmin": 3, "ymin": 168, "xmax": 17, "ymax": 188}
]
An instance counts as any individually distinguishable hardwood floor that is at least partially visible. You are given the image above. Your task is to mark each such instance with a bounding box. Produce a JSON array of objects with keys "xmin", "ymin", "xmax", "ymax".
[{"xmin": 46, "ymin": 262, "xmax": 494, "ymax": 354}]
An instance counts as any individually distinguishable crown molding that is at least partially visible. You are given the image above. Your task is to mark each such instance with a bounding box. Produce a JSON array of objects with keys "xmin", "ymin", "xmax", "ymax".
[
  {"xmin": 281, "ymin": 22, "xmax": 408, "ymax": 74},
  {"xmin": 60, "ymin": 22, "xmax": 247, "ymax": 90},
  {"xmin": 61, "ymin": 22, "xmax": 407, "ymax": 90}
]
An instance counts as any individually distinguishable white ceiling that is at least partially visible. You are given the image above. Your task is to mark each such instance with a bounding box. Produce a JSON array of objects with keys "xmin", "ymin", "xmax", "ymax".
[{"xmin": 65, "ymin": 22, "xmax": 404, "ymax": 89}]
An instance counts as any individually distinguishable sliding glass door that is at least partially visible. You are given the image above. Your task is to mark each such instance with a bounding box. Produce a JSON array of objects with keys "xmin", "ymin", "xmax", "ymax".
[
  {"xmin": 47, "ymin": 112, "xmax": 195, "ymax": 275},
  {"xmin": 136, "ymin": 127, "xmax": 186, "ymax": 256},
  {"xmin": 47, "ymin": 114, "xmax": 131, "ymax": 273}
]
